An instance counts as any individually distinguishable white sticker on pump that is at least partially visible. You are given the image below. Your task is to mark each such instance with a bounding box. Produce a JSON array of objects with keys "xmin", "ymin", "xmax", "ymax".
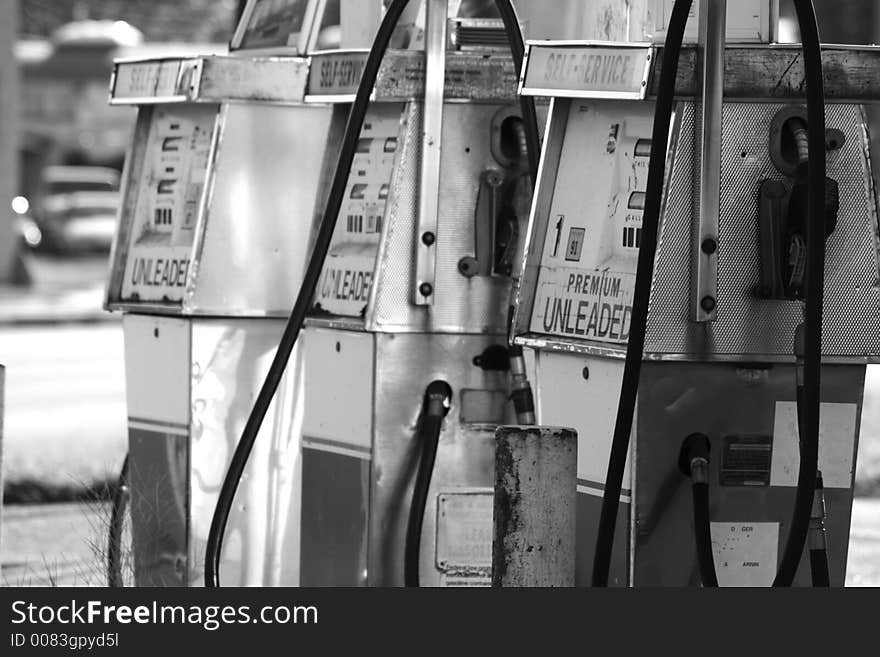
[
  {"xmin": 710, "ymin": 522, "xmax": 779, "ymax": 587},
  {"xmin": 530, "ymin": 101, "xmax": 653, "ymax": 345},
  {"xmin": 770, "ymin": 402, "xmax": 858, "ymax": 489}
]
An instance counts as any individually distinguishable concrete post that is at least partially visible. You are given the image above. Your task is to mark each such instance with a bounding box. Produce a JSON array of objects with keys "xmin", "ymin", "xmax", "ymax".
[
  {"xmin": 0, "ymin": 0, "xmax": 21, "ymax": 283},
  {"xmin": 492, "ymin": 426, "xmax": 577, "ymax": 587}
]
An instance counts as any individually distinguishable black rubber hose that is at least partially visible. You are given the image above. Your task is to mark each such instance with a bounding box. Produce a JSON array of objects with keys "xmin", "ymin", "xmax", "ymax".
[
  {"xmin": 107, "ymin": 453, "xmax": 129, "ymax": 588},
  {"xmin": 591, "ymin": 0, "xmax": 693, "ymax": 587},
  {"xmin": 204, "ymin": 0, "xmax": 414, "ymax": 587},
  {"xmin": 204, "ymin": 0, "xmax": 536, "ymax": 588},
  {"xmin": 678, "ymin": 433, "xmax": 717, "ymax": 587},
  {"xmin": 810, "ymin": 547, "xmax": 830, "ymax": 587},
  {"xmin": 404, "ymin": 381, "xmax": 453, "ymax": 587},
  {"xmin": 493, "ymin": 0, "xmax": 541, "ymax": 181},
  {"xmin": 773, "ymin": 0, "xmax": 825, "ymax": 587},
  {"xmin": 691, "ymin": 482, "xmax": 718, "ymax": 587}
]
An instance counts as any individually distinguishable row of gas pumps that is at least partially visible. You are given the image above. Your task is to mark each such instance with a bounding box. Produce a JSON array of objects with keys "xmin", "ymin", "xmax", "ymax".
[{"xmin": 104, "ymin": 0, "xmax": 880, "ymax": 587}]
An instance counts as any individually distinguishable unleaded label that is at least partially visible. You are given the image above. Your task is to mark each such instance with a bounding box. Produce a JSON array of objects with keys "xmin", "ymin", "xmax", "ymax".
[{"xmin": 120, "ymin": 105, "xmax": 216, "ymax": 303}]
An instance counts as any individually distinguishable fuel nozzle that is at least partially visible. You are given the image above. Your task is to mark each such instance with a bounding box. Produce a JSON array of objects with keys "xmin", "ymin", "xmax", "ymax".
[{"xmin": 758, "ymin": 112, "xmax": 840, "ymax": 300}]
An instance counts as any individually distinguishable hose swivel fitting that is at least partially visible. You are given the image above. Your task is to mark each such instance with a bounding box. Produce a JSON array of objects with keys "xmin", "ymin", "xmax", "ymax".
[{"xmin": 679, "ymin": 433, "xmax": 712, "ymax": 484}]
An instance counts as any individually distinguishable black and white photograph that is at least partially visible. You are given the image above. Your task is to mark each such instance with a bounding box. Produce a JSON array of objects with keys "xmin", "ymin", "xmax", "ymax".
[{"xmin": 0, "ymin": 0, "xmax": 878, "ymax": 650}]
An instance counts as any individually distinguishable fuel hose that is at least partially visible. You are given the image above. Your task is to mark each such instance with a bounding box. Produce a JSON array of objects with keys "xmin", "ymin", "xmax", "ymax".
[
  {"xmin": 405, "ymin": 381, "xmax": 453, "ymax": 587},
  {"xmin": 772, "ymin": 0, "xmax": 826, "ymax": 588},
  {"xmin": 205, "ymin": 0, "xmax": 540, "ymax": 587},
  {"xmin": 679, "ymin": 434, "xmax": 718, "ymax": 587},
  {"xmin": 591, "ymin": 0, "xmax": 693, "ymax": 587},
  {"xmin": 591, "ymin": 0, "xmax": 827, "ymax": 588}
]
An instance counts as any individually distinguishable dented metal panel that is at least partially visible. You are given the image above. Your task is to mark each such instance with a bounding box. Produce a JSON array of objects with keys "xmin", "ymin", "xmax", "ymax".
[{"xmin": 369, "ymin": 332, "xmax": 511, "ymax": 587}]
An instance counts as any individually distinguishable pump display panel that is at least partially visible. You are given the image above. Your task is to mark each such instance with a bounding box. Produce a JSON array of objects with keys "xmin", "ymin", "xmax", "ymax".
[
  {"xmin": 527, "ymin": 100, "xmax": 653, "ymax": 347},
  {"xmin": 311, "ymin": 105, "xmax": 402, "ymax": 318},
  {"xmin": 119, "ymin": 105, "xmax": 217, "ymax": 304}
]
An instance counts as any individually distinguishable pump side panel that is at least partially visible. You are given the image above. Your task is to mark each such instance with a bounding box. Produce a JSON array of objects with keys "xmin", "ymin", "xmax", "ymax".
[
  {"xmin": 367, "ymin": 102, "xmax": 526, "ymax": 334},
  {"xmin": 188, "ymin": 318, "xmax": 303, "ymax": 586},
  {"xmin": 534, "ymin": 350, "xmax": 632, "ymax": 586},
  {"xmin": 123, "ymin": 315, "xmax": 191, "ymax": 586},
  {"xmin": 299, "ymin": 327, "xmax": 374, "ymax": 586},
  {"xmin": 369, "ymin": 333, "xmax": 511, "ymax": 587},
  {"xmin": 647, "ymin": 103, "xmax": 880, "ymax": 360},
  {"xmin": 634, "ymin": 362, "xmax": 863, "ymax": 586},
  {"xmin": 190, "ymin": 103, "xmax": 335, "ymax": 315}
]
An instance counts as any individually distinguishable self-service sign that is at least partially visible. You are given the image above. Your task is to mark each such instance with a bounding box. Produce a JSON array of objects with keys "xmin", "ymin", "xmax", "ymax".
[
  {"xmin": 120, "ymin": 105, "xmax": 217, "ymax": 303},
  {"xmin": 521, "ymin": 43, "xmax": 652, "ymax": 100},
  {"xmin": 529, "ymin": 101, "xmax": 654, "ymax": 346}
]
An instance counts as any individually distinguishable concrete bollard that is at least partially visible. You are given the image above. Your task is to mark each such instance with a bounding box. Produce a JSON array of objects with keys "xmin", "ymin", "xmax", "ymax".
[{"xmin": 492, "ymin": 426, "xmax": 577, "ymax": 587}]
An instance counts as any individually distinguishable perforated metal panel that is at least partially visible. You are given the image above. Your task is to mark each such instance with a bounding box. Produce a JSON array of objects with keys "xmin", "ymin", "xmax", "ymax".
[
  {"xmin": 366, "ymin": 101, "xmax": 525, "ymax": 335},
  {"xmin": 645, "ymin": 103, "xmax": 880, "ymax": 361}
]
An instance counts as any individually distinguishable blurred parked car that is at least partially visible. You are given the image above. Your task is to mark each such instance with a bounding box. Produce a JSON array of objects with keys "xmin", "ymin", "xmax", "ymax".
[{"xmin": 33, "ymin": 165, "xmax": 121, "ymax": 254}]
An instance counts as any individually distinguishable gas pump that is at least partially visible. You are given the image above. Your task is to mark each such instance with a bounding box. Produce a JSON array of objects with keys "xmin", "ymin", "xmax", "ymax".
[
  {"xmin": 511, "ymin": 0, "xmax": 880, "ymax": 586},
  {"xmin": 105, "ymin": 0, "xmax": 386, "ymax": 586},
  {"xmin": 205, "ymin": 0, "xmax": 540, "ymax": 587}
]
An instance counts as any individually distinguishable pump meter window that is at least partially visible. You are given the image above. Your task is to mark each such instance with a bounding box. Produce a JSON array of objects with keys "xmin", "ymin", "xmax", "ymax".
[
  {"xmin": 529, "ymin": 101, "xmax": 653, "ymax": 346},
  {"xmin": 312, "ymin": 106, "xmax": 402, "ymax": 317},
  {"xmin": 120, "ymin": 105, "xmax": 216, "ymax": 303},
  {"xmin": 236, "ymin": 0, "xmax": 318, "ymax": 52}
]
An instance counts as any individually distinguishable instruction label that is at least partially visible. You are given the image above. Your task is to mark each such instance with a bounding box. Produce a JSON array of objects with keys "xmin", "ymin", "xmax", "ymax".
[
  {"xmin": 710, "ymin": 522, "xmax": 779, "ymax": 587},
  {"xmin": 435, "ymin": 493, "xmax": 493, "ymax": 572},
  {"xmin": 121, "ymin": 105, "xmax": 216, "ymax": 303}
]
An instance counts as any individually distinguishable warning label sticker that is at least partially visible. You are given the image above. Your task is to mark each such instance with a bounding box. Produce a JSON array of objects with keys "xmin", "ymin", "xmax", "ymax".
[
  {"xmin": 435, "ymin": 492, "xmax": 493, "ymax": 572},
  {"xmin": 710, "ymin": 522, "xmax": 779, "ymax": 587},
  {"xmin": 121, "ymin": 105, "xmax": 215, "ymax": 303}
]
